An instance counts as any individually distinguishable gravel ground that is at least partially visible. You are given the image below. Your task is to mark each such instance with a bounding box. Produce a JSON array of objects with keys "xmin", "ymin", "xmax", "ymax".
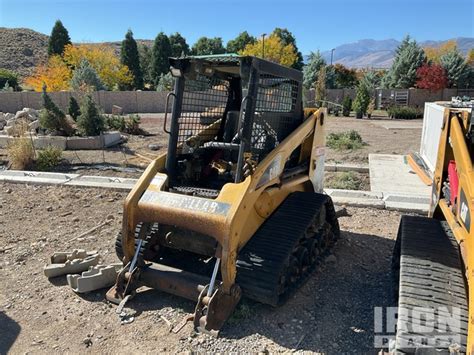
[{"xmin": 0, "ymin": 182, "xmax": 403, "ymax": 354}]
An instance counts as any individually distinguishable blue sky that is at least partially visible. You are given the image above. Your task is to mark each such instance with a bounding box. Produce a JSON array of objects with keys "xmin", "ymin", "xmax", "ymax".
[{"xmin": 0, "ymin": 0, "xmax": 473, "ymax": 53}]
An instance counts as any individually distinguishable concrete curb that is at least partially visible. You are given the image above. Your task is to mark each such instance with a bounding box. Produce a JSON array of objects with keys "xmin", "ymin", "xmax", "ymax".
[
  {"xmin": 325, "ymin": 163, "xmax": 369, "ymax": 173},
  {"xmin": 0, "ymin": 170, "xmax": 429, "ymax": 214}
]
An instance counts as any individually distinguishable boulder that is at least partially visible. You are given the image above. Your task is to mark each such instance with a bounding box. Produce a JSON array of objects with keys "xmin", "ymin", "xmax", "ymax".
[
  {"xmin": 27, "ymin": 113, "xmax": 37, "ymax": 121},
  {"xmin": 15, "ymin": 110, "xmax": 29, "ymax": 120},
  {"xmin": 23, "ymin": 108, "xmax": 38, "ymax": 117},
  {"xmin": 0, "ymin": 120, "xmax": 6, "ymax": 131},
  {"xmin": 28, "ymin": 120, "xmax": 39, "ymax": 131},
  {"xmin": 112, "ymin": 105, "xmax": 123, "ymax": 115},
  {"xmin": 4, "ymin": 113, "xmax": 14, "ymax": 120}
]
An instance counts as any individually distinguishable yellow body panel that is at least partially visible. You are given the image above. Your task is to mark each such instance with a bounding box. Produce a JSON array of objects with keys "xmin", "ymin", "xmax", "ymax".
[
  {"xmin": 430, "ymin": 108, "xmax": 474, "ymax": 353},
  {"xmin": 122, "ymin": 109, "xmax": 326, "ymax": 293}
]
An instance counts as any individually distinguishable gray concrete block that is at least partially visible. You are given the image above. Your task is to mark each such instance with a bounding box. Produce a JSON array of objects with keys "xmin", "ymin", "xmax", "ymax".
[
  {"xmin": 44, "ymin": 249, "xmax": 100, "ymax": 278},
  {"xmin": 383, "ymin": 193, "xmax": 430, "ymax": 215},
  {"xmin": 325, "ymin": 188, "xmax": 383, "ymax": 199},
  {"xmin": 67, "ymin": 263, "xmax": 122, "ymax": 293},
  {"xmin": 325, "ymin": 163, "xmax": 369, "ymax": 173},
  {"xmin": 66, "ymin": 136, "xmax": 103, "ymax": 150},
  {"xmin": 33, "ymin": 136, "xmax": 67, "ymax": 150}
]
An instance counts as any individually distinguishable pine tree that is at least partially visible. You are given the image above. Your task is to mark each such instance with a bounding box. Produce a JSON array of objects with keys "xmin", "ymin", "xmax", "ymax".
[
  {"xmin": 169, "ymin": 33, "xmax": 190, "ymax": 57},
  {"xmin": 70, "ymin": 59, "xmax": 105, "ymax": 91},
  {"xmin": 352, "ymin": 83, "xmax": 371, "ymax": 117},
  {"xmin": 39, "ymin": 84, "xmax": 73, "ymax": 135},
  {"xmin": 382, "ymin": 36, "xmax": 426, "ymax": 89},
  {"xmin": 138, "ymin": 44, "xmax": 153, "ymax": 88},
  {"xmin": 342, "ymin": 96, "xmax": 352, "ymax": 116},
  {"xmin": 77, "ymin": 95, "xmax": 104, "ymax": 136},
  {"xmin": 151, "ymin": 32, "xmax": 172, "ymax": 87},
  {"xmin": 68, "ymin": 96, "xmax": 81, "ymax": 121},
  {"xmin": 120, "ymin": 29, "xmax": 143, "ymax": 90},
  {"xmin": 303, "ymin": 51, "xmax": 326, "ymax": 90},
  {"xmin": 156, "ymin": 73, "xmax": 175, "ymax": 91},
  {"xmin": 440, "ymin": 48, "xmax": 470, "ymax": 88},
  {"xmin": 226, "ymin": 31, "xmax": 256, "ymax": 53},
  {"xmin": 48, "ymin": 20, "xmax": 71, "ymax": 56}
]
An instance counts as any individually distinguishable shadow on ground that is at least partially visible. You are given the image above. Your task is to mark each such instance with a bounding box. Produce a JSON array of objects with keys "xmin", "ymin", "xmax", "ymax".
[{"xmin": 0, "ymin": 312, "xmax": 21, "ymax": 354}]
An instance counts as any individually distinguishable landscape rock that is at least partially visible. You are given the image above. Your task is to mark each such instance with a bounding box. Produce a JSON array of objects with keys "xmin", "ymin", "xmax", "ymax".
[
  {"xmin": 28, "ymin": 120, "xmax": 39, "ymax": 131},
  {"xmin": 4, "ymin": 113, "xmax": 14, "ymax": 120},
  {"xmin": 15, "ymin": 110, "xmax": 29, "ymax": 120},
  {"xmin": 112, "ymin": 105, "xmax": 123, "ymax": 115}
]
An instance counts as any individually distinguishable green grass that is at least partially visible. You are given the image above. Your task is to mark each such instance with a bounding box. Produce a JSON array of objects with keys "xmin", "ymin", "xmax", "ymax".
[
  {"xmin": 227, "ymin": 301, "xmax": 254, "ymax": 325},
  {"xmin": 326, "ymin": 130, "xmax": 366, "ymax": 151},
  {"xmin": 326, "ymin": 171, "xmax": 362, "ymax": 190}
]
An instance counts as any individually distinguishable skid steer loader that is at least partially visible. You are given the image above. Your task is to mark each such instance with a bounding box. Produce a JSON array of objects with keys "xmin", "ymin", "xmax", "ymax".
[
  {"xmin": 107, "ymin": 55, "xmax": 340, "ymax": 335},
  {"xmin": 390, "ymin": 99, "xmax": 474, "ymax": 354}
]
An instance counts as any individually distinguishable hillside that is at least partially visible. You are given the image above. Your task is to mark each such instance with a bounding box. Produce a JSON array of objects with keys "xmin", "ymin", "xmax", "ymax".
[
  {"xmin": 0, "ymin": 27, "xmax": 48, "ymax": 78},
  {"xmin": 0, "ymin": 27, "xmax": 473, "ymax": 79}
]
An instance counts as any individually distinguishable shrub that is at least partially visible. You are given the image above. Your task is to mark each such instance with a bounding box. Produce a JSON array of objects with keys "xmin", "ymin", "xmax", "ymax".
[
  {"xmin": 326, "ymin": 171, "xmax": 361, "ymax": 190},
  {"xmin": 352, "ymin": 83, "xmax": 370, "ymax": 117},
  {"xmin": 0, "ymin": 68, "xmax": 19, "ymax": 91},
  {"xmin": 70, "ymin": 59, "xmax": 105, "ymax": 91},
  {"xmin": 327, "ymin": 130, "xmax": 365, "ymax": 150},
  {"xmin": 39, "ymin": 86, "xmax": 74, "ymax": 136},
  {"xmin": 105, "ymin": 114, "xmax": 141, "ymax": 134},
  {"xmin": 105, "ymin": 114, "xmax": 126, "ymax": 131},
  {"xmin": 36, "ymin": 145, "xmax": 63, "ymax": 170},
  {"xmin": 387, "ymin": 106, "xmax": 423, "ymax": 119},
  {"xmin": 68, "ymin": 96, "xmax": 81, "ymax": 121},
  {"xmin": 77, "ymin": 95, "xmax": 105, "ymax": 136},
  {"xmin": 124, "ymin": 114, "xmax": 141, "ymax": 134},
  {"xmin": 342, "ymin": 96, "xmax": 352, "ymax": 116},
  {"xmin": 7, "ymin": 122, "xmax": 34, "ymax": 170}
]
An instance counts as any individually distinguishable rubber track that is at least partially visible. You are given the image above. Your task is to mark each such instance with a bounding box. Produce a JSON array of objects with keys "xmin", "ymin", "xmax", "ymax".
[
  {"xmin": 394, "ymin": 216, "xmax": 468, "ymax": 354},
  {"xmin": 115, "ymin": 223, "xmax": 159, "ymax": 262},
  {"xmin": 236, "ymin": 191, "xmax": 338, "ymax": 306}
]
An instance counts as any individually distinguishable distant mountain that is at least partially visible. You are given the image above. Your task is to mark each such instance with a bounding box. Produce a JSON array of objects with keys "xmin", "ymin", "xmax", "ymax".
[{"xmin": 318, "ymin": 37, "xmax": 474, "ymax": 68}]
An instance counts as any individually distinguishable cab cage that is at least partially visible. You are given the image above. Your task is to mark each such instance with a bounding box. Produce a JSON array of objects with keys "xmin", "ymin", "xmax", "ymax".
[{"xmin": 165, "ymin": 55, "xmax": 303, "ymax": 183}]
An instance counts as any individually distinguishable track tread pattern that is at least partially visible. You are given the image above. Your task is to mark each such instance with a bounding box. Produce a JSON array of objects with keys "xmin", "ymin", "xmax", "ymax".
[
  {"xmin": 394, "ymin": 216, "xmax": 468, "ymax": 354},
  {"xmin": 236, "ymin": 191, "xmax": 339, "ymax": 306}
]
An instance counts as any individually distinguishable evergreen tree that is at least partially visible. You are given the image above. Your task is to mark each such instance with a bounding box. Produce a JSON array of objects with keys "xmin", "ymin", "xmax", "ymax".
[
  {"xmin": 151, "ymin": 32, "xmax": 172, "ymax": 87},
  {"xmin": 156, "ymin": 73, "xmax": 175, "ymax": 91},
  {"xmin": 342, "ymin": 96, "xmax": 352, "ymax": 116},
  {"xmin": 39, "ymin": 84, "xmax": 73, "ymax": 135},
  {"xmin": 48, "ymin": 20, "xmax": 71, "ymax": 56},
  {"xmin": 352, "ymin": 83, "xmax": 371, "ymax": 117},
  {"xmin": 303, "ymin": 51, "xmax": 326, "ymax": 90},
  {"xmin": 272, "ymin": 28, "xmax": 304, "ymax": 70},
  {"xmin": 70, "ymin": 59, "xmax": 105, "ymax": 91},
  {"xmin": 169, "ymin": 32, "xmax": 190, "ymax": 57},
  {"xmin": 120, "ymin": 29, "xmax": 143, "ymax": 90},
  {"xmin": 361, "ymin": 71, "xmax": 382, "ymax": 90},
  {"xmin": 226, "ymin": 31, "xmax": 256, "ymax": 54},
  {"xmin": 68, "ymin": 96, "xmax": 81, "ymax": 121},
  {"xmin": 440, "ymin": 48, "xmax": 470, "ymax": 88},
  {"xmin": 382, "ymin": 36, "xmax": 425, "ymax": 89},
  {"xmin": 138, "ymin": 44, "xmax": 153, "ymax": 88},
  {"xmin": 191, "ymin": 37, "xmax": 226, "ymax": 56},
  {"xmin": 77, "ymin": 95, "xmax": 105, "ymax": 136}
]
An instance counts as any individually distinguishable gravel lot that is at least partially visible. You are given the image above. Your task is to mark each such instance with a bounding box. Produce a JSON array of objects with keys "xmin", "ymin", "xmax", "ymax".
[{"xmin": 0, "ymin": 183, "xmax": 402, "ymax": 354}]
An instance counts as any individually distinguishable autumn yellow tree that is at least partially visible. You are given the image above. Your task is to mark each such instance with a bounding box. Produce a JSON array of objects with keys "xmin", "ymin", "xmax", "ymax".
[
  {"xmin": 467, "ymin": 49, "xmax": 474, "ymax": 66},
  {"xmin": 240, "ymin": 35, "xmax": 297, "ymax": 67},
  {"xmin": 62, "ymin": 44, "xmax": 132, "ymax": 89},
  {"xmin": 25, "ymin": 44, "xmax": 133, "ymax": 91},
  {"xmin": 24, "ymin": 55, "xmax": 71, "ymax": 92},
  {"xmin": 424, "ymin": 40, "xmax": 457, "ymax": 64}
]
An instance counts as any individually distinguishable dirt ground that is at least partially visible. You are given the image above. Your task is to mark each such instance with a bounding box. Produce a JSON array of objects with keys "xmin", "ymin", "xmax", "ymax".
[{"xmin": 0, "ymin": 183, "xmax": 403, "ymax": 354}]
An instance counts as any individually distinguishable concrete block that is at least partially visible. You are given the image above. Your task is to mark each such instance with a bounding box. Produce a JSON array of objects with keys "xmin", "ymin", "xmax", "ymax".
[
  {"xmin": 324, "ymin": 188, "xmax": 385, "ymax": 209},
  {"xmin": 66, "ymin": 136, "xmax": 103, "ymax": 150},
  {"xmin": 0, "ymin": 170, "xmax": 78, "ymax": 185},
  {"xmin": 103, "ymin": 132, "xmax": 122, "ymax": 147},
  {"xmin": 325, "ymin": 188, "xmax": 383, "ymax": 199},
  {"xmin": 369, "ymin": 154, "xmax": 431, "ymax": 197},
  {"xmin": 383, "ymin": 193, "xmax": 430, "ymax": 215},
  {"xmin": 44, "ymin": 249, "xmax": 100, "ymax": 278},
  {"xmin": 33, "ymin": 136, "xmax": 67, "ymax": 150},
  {"xmin": 65, "ymin": 175, "xmax": 136, "ymax": 190},
  {"xmin": 67, "ymin": 263, "xmax": 122, "ymax": 293},
  {"xmin": 325, "ymin": 163, "xmax": 369, "ymax": 173}
]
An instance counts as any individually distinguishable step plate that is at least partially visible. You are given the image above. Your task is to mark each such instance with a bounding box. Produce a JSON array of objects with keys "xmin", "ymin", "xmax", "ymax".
[{"xmin": 394, "ymin": 216, "xmax": 468, "ymax": 353}]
